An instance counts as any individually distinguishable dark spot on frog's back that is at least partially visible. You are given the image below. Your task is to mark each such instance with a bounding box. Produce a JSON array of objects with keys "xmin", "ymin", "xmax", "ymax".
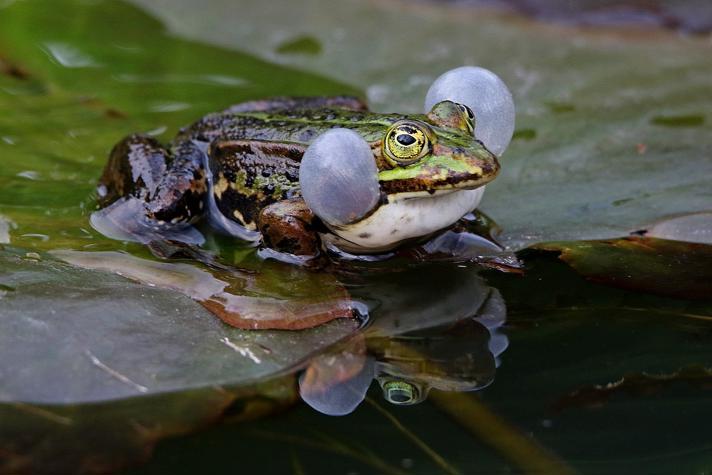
[{"xmin": 358, "ymin": 232, "xmax": 372, "ymax": 239}]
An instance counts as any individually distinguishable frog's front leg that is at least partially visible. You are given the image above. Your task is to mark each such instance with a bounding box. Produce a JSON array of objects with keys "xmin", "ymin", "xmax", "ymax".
[{"xmin": 257, "ymin": 198, "xmax": 321, "ymax": 257}]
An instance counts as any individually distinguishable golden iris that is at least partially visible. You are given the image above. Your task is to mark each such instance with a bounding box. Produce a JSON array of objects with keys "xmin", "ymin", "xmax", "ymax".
[{"xmin": 383, "ymin": 121, "xmax": 431, "ymax": 165}]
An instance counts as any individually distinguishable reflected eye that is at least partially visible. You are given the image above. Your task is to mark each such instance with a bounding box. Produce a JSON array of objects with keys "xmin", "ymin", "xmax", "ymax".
[{"xmin": 383, "ymin": 121, "xmax": 431, "ymax": 165}]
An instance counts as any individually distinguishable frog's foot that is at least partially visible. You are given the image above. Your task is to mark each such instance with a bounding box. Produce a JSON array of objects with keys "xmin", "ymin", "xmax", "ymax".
[
  {"xmin": 90, "ymin": 195, "xmax": 205, "ymax": 246},
  {"xmin": 97, "ymin": 134, "xmax": 166, "ymax": 207},
  {"xmin": 226, "ymin": 96, "xmax": 367, "ymax": 113},
  {"xmin": 257, "ymin": 198, "xmax": 321, "ymax": 258},
  {"xmin": 98, "ymin": 135, "xmax": 207, "ymax": 224},
  {"xmin": 95, "ymin": 135, "xmax": 207, "ymax": 243}
]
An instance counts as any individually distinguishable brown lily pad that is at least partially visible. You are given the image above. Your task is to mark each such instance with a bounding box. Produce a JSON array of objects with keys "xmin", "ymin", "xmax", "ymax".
[{"xmin": 532, "ymin": 236, "xmax": 712, "ymax": 300}]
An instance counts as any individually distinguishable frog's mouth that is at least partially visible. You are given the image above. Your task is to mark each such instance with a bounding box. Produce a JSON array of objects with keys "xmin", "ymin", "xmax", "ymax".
[
  {"xmin": 324, "ymin": 187, "xmax": 486, "ymax": 253},
  {"xmin": 383, "ymin": 185, "xmax": 484, "ymax": 202}
]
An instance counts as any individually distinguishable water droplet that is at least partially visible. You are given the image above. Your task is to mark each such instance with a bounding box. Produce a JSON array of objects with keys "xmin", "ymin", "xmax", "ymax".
[
  {"xmin": 17, "ymin": 170, "xmax": 39, "ymax": 180},
  {"xmin": 149, "ymin": 102, "xmax": 191, "ymax": 113},
  {"xmin": 42, "ymin": 42, "xmax": 100, "ymax": 68}
]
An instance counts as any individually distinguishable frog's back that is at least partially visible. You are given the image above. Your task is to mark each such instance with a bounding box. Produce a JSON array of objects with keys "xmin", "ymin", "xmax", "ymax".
[
  {"xmin": 184, "ymin": 102, "xmax": 402, "ymax": 231},
  {"xmin": 177, "ymin": 107, "xmax": 403, "ymax": 146}
]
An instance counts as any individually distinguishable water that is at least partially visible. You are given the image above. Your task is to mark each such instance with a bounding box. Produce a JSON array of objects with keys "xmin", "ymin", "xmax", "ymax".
[{"xmin": 0, "ymin": 1, "xmax": 711, "ymax": 474}]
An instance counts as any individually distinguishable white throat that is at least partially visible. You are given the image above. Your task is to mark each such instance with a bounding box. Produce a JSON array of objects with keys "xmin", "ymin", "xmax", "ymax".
[{"xmin": 326, "ymin": 187, "xmax": 485, "ymax": 253}]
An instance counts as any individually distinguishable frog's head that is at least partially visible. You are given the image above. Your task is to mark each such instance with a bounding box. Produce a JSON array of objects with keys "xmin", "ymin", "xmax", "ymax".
[
  {"xmin": 299, "ymin": 66, "xmax": 514, "ymax": 252},
  {"xmin": 376, "ymin": 100, "xmax": 500, "ymax": 197}
]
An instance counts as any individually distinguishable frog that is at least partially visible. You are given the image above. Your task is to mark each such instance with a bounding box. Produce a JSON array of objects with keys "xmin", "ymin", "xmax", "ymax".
[{"xmin": 96, "ymin": 94, "xmax": 501, "ymax": 259}]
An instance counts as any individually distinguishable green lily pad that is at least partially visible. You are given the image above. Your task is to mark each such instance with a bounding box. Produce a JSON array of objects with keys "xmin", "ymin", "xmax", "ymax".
[
  {"xmin": 133, "ymin": 0, "xmax": 712, "ymax": 249},
  {"xmin": 0, "ymin": 0, "xmax": 357, "ymax": 254}
]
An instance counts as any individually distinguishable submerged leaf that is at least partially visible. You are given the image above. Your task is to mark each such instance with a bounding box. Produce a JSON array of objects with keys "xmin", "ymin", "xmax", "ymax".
[{"xmin": 553, "ymin": 366, "xmax": 712, "ymax": 412}]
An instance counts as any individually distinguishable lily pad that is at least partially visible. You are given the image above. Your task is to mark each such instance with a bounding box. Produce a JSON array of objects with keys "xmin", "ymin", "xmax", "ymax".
[
  {"xmin": 531, "ymin": 236, "xmax": 712, "ymax": 300},
  {"xmin": 0, "ymin": 0, "xmax": 357, "ymax": 254},
  {"xmin": 0, "ymin": 246, "xmax": 359, "ymax": 472},
  {"xmin": 133, "ymin": 0, "xmax": 712, "ymax": 249},
  {"xmin": 0, "ymin": 247, "xmax": 358, "ymax": 404}
]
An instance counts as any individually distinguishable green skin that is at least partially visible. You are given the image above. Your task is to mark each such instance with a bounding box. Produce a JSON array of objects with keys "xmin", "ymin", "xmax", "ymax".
[{"xmin": 98, "ymin": 96, "xmax": 500, "ymax": 256}]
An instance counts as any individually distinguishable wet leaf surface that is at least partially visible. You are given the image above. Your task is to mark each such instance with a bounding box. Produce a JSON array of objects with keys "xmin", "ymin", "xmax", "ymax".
[{"xmin": 642, "ymin": 211, "xmax": 712, "ymax": 244}]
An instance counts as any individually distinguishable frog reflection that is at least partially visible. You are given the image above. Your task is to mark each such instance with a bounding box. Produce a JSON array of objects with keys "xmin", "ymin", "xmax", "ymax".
[{"xmin": 298, "ymin": 264, "xmax": 507, "ymax": 415}]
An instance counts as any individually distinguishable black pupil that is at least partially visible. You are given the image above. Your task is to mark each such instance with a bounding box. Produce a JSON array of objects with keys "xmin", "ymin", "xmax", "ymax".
[{"xmin": 396, "ymin": 134, "xmax": 416, "ymax": 146}]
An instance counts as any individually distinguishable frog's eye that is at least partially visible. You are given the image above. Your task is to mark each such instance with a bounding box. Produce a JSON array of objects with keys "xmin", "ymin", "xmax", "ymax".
[
  {"xmin": 383, "ymin": 121, "xmax": 431, "ymax": 166},
  {"xmin": 457, "ymin": 104, "xmax": 475, "ymax": 134}
]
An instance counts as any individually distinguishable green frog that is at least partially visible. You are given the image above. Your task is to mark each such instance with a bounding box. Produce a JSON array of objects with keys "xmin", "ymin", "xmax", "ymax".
[{"xmin": 97, "ymin": 95, "xmax": 500, "ymax": 258}]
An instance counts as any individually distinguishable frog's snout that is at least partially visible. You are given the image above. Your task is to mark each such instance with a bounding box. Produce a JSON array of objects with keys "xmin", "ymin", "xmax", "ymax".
[{"xmin": 442, "ymin": 144, "xmax": 501, "ymax": 190}]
